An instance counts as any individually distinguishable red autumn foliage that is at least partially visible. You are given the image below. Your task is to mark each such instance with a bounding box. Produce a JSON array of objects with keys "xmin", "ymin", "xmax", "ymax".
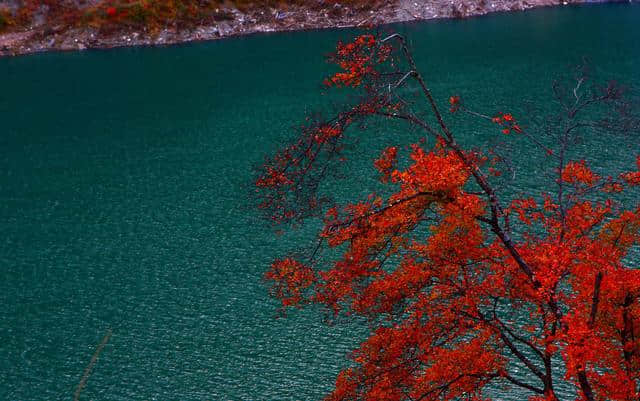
[
  {"xmin": 373, "ymin": 146, "xmax": 398, "ymax": 182},
  {"xmin": 561, "ymin": 160, "xmax": 599, "ymax": 186},
  {"xmin": 0, "ymin": 0, "xmax": 239, "ymax": 34},
  {"xmin": 324, "ymin": 34, "xmax": 391, "ymax": 88},
  {"xmin": 621, "ymin": 156, "xmax": 640, "ymax": 186},
  {"xmin": 491, "ymin": 112, "xmax": 522, "ymax": 135},
  {"xmin": 449, "ymin": 95, "xmax": 461, "ymax": 113},
  {"xmin": 255, "ymin": 33, "xmax": 640, "ymax": 401},
  {"xmin": 264, "ymin": 258, "xmax": 315, "ymax": 307}
]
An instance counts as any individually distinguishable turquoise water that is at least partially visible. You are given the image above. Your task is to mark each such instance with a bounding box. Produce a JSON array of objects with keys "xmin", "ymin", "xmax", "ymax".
[{"xmin": 1, "ymin": 3, "xmax": 639, "ymax": 400}]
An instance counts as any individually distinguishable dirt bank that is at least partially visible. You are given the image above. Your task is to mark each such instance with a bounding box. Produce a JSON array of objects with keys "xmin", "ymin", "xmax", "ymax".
[{"xmin": 0, "ymin": 0, "xmax": 631, "ymax": 57}]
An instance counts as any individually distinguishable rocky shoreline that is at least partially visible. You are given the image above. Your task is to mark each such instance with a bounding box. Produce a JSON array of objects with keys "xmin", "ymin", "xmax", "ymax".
[{"xmin": 0, "ymin": 0, "xmax": 632, "ymax": 57}]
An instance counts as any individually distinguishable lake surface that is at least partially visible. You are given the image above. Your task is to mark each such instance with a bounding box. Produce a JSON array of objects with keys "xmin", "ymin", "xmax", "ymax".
[{"xmin": 1, "ymin": 3, "xmax": 639, "ymax": 400}]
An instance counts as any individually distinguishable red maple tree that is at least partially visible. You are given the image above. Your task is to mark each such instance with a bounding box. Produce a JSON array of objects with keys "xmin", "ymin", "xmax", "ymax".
[{"xmin": 255, "ymin": 33, "xmax": 640, "ymax": 401}]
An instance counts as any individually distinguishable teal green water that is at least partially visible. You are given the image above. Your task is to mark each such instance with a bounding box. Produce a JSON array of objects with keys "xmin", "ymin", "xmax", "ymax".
[{"xmin": 1, "ymin": 4, "xmax": 639, "ymax": 400}]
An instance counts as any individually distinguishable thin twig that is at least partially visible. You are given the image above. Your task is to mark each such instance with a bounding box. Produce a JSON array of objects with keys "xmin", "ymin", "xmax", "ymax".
[{"xmin": 74, "ymin": 328, "xmax": 113, "ymax": 401}]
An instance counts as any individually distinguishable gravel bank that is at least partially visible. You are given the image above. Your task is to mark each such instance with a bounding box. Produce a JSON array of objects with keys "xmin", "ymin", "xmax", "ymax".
[{"xmin": 0, "ymin": 0, "xmax": 632, "ymax": 57}]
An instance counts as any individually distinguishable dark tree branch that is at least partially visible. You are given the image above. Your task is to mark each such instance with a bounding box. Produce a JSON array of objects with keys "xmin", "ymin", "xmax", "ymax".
[
  {"xmin": 499, "ymin": 372, "xmax": 545, "ymax": 395},
  {"xmin": 576, "ymin": 271, "xmax": 604, "ymax": 401},
  {"xmin": 589, "ymin": 272, "xmax": 604, "ymax": 327}
]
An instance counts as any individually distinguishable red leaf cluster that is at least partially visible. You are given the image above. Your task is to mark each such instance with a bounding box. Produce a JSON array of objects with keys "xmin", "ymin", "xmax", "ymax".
[
  {"xmin": 449, "ymin": 95, "xmax": 461, "ymax": 113},
  {"xmin": 561, "ymin": 160, "xmax": 599, "ymax": 186},
  {"xmin": 492, "ymin": 112, "xmax": 522, "ymax": 134},
  {"xmin": 621, "ymin": 156, "xmax": 640, "ymax": 185},
  {"xmin": 325, "ymin": 35, "xmax": 391, "ymax": 88},
  {"xmin": 373, "ymin": 146, "xmax": 398, "ymax": 182}
]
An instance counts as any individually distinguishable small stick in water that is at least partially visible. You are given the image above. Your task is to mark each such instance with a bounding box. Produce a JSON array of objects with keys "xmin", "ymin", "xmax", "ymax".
[{"xmin": 74, "ymin": 328, "xmax": 113, "ymax": 401}]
